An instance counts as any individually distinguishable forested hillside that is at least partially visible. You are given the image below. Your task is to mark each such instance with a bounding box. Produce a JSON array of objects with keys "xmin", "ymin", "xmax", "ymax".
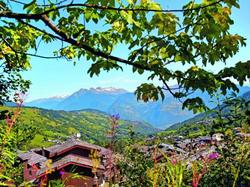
[
  {"xmin": 0, "ymin": 106, "xmax": 159, "ymax": 149},
  {"xmin": 160, "ymin": 92, "xmax": 250, "ymax": 138}
]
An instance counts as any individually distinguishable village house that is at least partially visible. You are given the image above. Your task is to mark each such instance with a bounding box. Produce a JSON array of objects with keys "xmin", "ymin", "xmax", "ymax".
[
  {"xmin": 212, "ymin": 133, "xmax": 224, "ymax": 141},
  {"xmin": 155, "ymin": 143, "xmax": 186, "ymax": 161},
  {"xmin": 18, "ymin": 138, "xmax": 112, "ymax": 187}
]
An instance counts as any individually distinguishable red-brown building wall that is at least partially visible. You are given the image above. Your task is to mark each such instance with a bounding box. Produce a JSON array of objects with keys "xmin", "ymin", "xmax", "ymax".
[{"xmin": 23, "ymin": 162, "xmax": 39, "ymax": 181}]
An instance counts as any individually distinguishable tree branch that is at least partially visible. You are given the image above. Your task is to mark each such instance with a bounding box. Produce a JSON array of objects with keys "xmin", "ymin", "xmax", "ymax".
[
  {"xmin": 0, "ymin": 34, "xmax": 62, "ymax": 59},
  {"xmin": 0, "ymin": 0, "xmax": 223, "ymax": 21},
  {"xmin": 0, "ymin": 11, "xmax": 156, "ymax": 71},
  {"xmin": 0, "ymin": 34, "xmax": 20, "ymax": 61},
  {"xmin": 40, "ymin": 15, "xmax": 154, "ymax": 71},
  {"xmin": 158, "ymin": 73, "xmax": 176, "ymax": 97},
  {"xmin": 9, "ymin": 0, "xmax": 223, "ymax": 14},
  {"xmin": 10, "ymin": 0, "xmax": 68, "ymax": 7},
  {"xmin": 23, "ymin": 53, "xmax": 63, "ymax": 59},
  {"xmin": 17, "ymin": 19, "xmax": 65, "ymax": 42},
  {"xmin": 0, "ymin": 0, "xmax": 224, "ymax": 74},
  {"xmin": 0, "ymin": 9, "xmax": 209, "ymax": 81},
  {"xmin": 0, "ymin": 11, "xmax": 41, "ymax": 20},
  {"xmin": 1, "ymin": 12, "xmax": 189, "ymax": 80}
]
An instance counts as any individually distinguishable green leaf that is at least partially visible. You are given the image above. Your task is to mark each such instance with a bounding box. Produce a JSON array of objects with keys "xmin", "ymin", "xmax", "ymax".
[
  {"xmin": 23, "ymin": 0, "xmax": 36, "ymax": 13},
  {"xmin": 182, "ymin": 97, "xmax": 209, "ymax": 113}
]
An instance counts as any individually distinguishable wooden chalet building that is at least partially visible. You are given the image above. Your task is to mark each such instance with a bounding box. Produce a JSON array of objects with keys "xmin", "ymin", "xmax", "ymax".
[{"xmin": 18, "ymin": 138, "xmax": 112, "ymax": 186}]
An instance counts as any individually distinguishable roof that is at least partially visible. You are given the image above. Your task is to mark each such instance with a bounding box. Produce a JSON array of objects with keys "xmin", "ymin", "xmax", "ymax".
[
  {"xmin": 18, "ymin": 152, "xmax": 47, "ymax": 166},
  {"xmin": 45, "ymin": 138, "xmax": 101, "ymax": 157},
  {"xmin": 91, "ymin": 144, "xmax": 110, "ymax": 156},
  {"xmin": 37, "ymin": 154, "xmax": 105, "ymax": 176},
  {"xmin": 18, "ymin": 138, "xmax": 111, "ymax": 183},
  {"xmin": 212, "ymin": 133, "xmax": 224, "ymax": 136},
  {"xmin": 196, "ymin": 136, "xmax": 211, "ymax": 142},
  {"xmin": 183, "ymin": 139, "xmax": 192, "ymax": 144},
  {"xmin": 237, "ymin": 132, "xmax": 250, "ymax": 137},
  {"xmin": 158, "ymin": 143, "xmax": 185, "ymax": 153}
]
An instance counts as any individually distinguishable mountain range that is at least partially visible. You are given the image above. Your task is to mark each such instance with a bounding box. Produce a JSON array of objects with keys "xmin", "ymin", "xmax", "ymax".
[{"xmin": 25, "ymin": 86, "xmax": 250, "ymax": 129}]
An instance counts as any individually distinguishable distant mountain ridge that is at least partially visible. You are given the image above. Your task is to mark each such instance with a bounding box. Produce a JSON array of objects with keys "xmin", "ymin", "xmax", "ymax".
[
  {"xmin": 25, "ymin": 86, "xmax": 250, "ymax": 129},
  {"xmin": 55, "ymin": 87, "xmax": 127, "ymax": 112},
  {"xmin": 25, "ymin": 97, "xmax": 65, "ymax": 110},
  {"xmin": 27, "ymin": 87, "xmax": 127, "ymax": 110}
]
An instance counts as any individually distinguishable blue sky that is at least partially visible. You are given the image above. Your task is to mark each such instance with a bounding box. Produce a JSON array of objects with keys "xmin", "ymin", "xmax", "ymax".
[{"xmin": 20, "ymin": 0, "xmax": 250, "ymax": 101}]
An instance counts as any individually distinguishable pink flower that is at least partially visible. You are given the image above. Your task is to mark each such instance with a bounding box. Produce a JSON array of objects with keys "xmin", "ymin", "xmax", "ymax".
[
  {"xmin": 5, "ymin": 118, "xmax": 13, "ymax": 125},
  {"xmin": 59, "ymin": 170, "xmax": 65, "ymax": 175},
  {"xmin": 171, "ymin": 158, "xmax": 177, "ymax": 165},
  {"xmin": 208, "ymin": 152, "xmax": 219, "ymax": 160}
]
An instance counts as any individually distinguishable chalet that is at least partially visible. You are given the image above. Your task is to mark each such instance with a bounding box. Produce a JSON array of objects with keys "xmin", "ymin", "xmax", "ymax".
[
  {"xmin": 155, "ymin": 143, "xmax": 186, "ymax": 161},
  {"xmin": 196, "ymin": 136, "xmax": 212, "ymax": 144},
  {"xmin": 18, "ymin": 138, "xmax": 111, "ymax": 187},
  {"xmin": 212, "ymin": 133, "xmax": 224, "ymax": 141},
  {"xmin": 234, "ymin": 127, "xmax": 250, "ymax": 138},
  {"xmin": 176, "ymin": 139, "xmax": 193, "ymax": 151}
]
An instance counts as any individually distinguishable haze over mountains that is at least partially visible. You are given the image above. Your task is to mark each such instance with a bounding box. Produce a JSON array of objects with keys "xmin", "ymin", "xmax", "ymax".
[{"xmin": 26, "ymin": 86, "xmax": 250, "ymax": 129}]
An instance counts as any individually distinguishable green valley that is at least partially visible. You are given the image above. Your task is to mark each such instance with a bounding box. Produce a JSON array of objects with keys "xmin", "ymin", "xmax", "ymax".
[{"xmin": 0, "ymin": 106, "xmax": 159, "ymax": 149}]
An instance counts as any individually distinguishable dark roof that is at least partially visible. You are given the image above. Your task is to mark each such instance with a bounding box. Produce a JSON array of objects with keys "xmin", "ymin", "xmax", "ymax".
[
  {"xmin": 45, "ymin": 138, "xmax": 101, "ymax": 157},
  {"xmin": 196, "ymin": 136, "xmax": 211, "ymax": 142},
  {"xmin": 18, "ymin": 152, "xmax": 47, "ymax": 166},
  {"xmin": 91, "ymin": 144, "xmax": 110, "ymax": 156},
  {"xmin": 37, "ymin": 154, "xmax": 105, "ymax": 176},
  {"xmin": 158, "ymin": 143, "xmax": 185, "ymax": 153}
]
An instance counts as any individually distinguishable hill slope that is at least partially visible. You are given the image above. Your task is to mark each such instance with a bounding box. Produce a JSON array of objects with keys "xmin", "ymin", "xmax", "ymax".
[{"xmin": 0, "ymin": 106, "xmax": 159, "ymax": 149}]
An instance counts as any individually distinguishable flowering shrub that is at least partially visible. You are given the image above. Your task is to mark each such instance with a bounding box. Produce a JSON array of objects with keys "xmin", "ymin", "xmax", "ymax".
[
  {"xmin": 0, "ymin": 94, "xmax": 24, "ymax": 186},
  {"xmin": 119, "ymin": 146, "xmax": 153, "ymax": 187},
  {"xmin": 200, "ymin": 138, "xmax": 250, "ymax": 187},
  {"xmin": 106, "ymin": 114, "xmax": 120, "ymax": 185},
  {"xmin": 0, "ymin": 93, "xmax": 37, "ymax": 186},
  {"xmin": 152, "ymin": 149, "xmax": 187, "ymax": 187},
  {"xmin": 192, "ymin": 153, "xmax": 220, "ymax": 187}
]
